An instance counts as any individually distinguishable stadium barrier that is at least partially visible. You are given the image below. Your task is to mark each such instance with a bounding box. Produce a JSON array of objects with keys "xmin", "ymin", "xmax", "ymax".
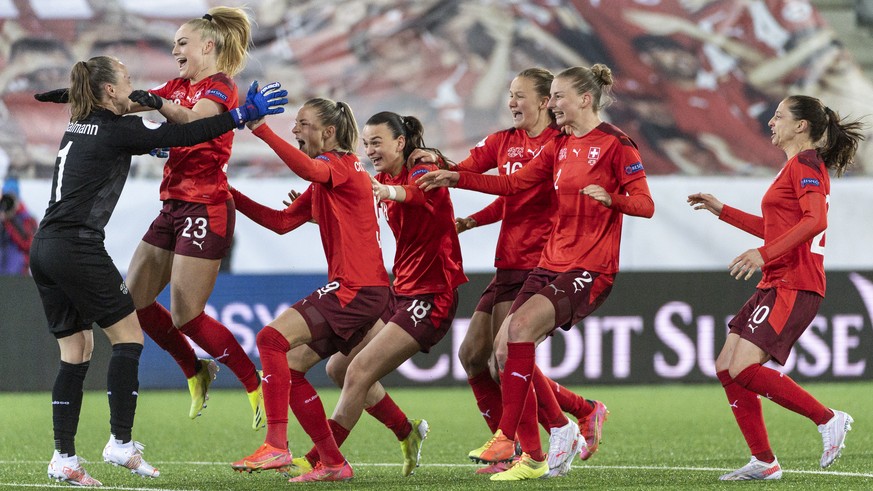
[{"xmin": 3, "ymin": 271, "xmax": 871, "ymax": 391}]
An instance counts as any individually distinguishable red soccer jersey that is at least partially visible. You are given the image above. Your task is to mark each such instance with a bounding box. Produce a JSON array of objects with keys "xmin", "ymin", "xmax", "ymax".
[
  {"xmin": 456, "ymin": 126, "xmax": 560, "ymax": 269},
  {"xmin": 150, "ymin": 74, "xmax": 238, "ymax": 204},
  {"xmin": 757, "ymin": 150, "xmax": 829, "ymax": 295},
  {"xmin": 376, "ymin": 162, "xmax": 467, "ymax": 296},
  {"xmin": 246, "ymin": 124, "xmax": 389, "ymax": 290},
  {"xmin": 457, "ymin": 123, "xmax": 652, "ymax": 274}
]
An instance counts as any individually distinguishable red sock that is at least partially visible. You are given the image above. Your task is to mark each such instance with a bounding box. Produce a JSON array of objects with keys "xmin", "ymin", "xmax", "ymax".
[
  {"xmin": 546, "ymin": 377, "xmax": 592, "ymax": 420},
  {"xmin": 517, "ymin": 385, "xmax": 545, "ymax": 462},
  {"xmin": 289, "ymin": 370, "xmax": 344, "ymax": 466},
  {"xmin": 468, "ymin": 370, "xmax": 503, "ymax": 434},
  {"xmin": 328, "ymin": 419, "xmax": 351, "ymax": 447},
  {"xmin": 717, "ymin": 370, "xmax": 773, "ymax": 463},
  {"xmin": 734, "ymin": 364, "xmax": 833, "ymax": 425},
  {"xmin": 256, "ymin": 327, "xmax": 291, "ymax": 449},
  {"xmin": 499, "ymin": 342, "xmax": 543, "ymax": 461},
  {"xmin": 181, "ymin": 312, "xmax": 259, "ymax": 392},
  {"xmin": 365, "ymin": 394, "xmax": 412, "ymax": 440},
  {"xmin": 137, "ymin": 302, "xmax": 198, "ymax": 378},
  {"xmin": 304, "ymin": 446, "xmax": 319, "ymax": 466},
  {"xmin": 533, "ymin": 367, "xmax": 568, "ymax": 430}
]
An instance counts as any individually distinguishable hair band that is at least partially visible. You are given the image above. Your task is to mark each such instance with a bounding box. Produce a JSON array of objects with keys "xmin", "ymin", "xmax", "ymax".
[{"xmin": 203, "ymin": 14, "xmax": 213, "ymax": 21}]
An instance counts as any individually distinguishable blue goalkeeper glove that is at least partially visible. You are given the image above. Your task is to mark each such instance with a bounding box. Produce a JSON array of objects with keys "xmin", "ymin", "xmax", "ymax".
[
  {"xmin": 230, "ymin": 81, "xmax": 288, "ymax": 129},
  {"xmin": 149, "ymin": 147, "xmax": 170, "ymax": 158}
]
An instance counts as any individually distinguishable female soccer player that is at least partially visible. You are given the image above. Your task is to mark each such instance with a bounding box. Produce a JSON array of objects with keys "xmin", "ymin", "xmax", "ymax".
[
  {"xmin": 284, "ymin": 111, "xmax": 467, "ymax": 479},
  {"xmin": 230, "ymin": 98, "xmax": 389, "ymax": 482},
  {"xmin": 687, "ymin": 95, "xmax": 863, "ymax": 481},
  {"xmin": 35, "ymin": 55, "xmax": 284, "ymax": 486},
  {"xmin": 123, "ymin": 7, "xmax": 266, "ymax": 427},
  {"xmin": 415, "ymin": 68, "xmax": 609, "ymax": 473},
  {"xmin": 418, "ymin": 64, "xmax": 655, "ymax": 480}
]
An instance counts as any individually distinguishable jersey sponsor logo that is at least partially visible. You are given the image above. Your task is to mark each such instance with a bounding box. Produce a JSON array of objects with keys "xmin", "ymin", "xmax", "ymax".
[
  {"xmin": 192, "ymin": 240, "xmax": 205, "ymax": 250},
  {"xmin": 119, "ymin": 281, "xmax": 129, "ymax": 295},
  {"xmin": 206, "ymin": 88, "xmax": 228, "ymax": 101},
  {"xmin": 528, "ymin": 146, "xmax": 544, "ymax": 159},
  {"xmin": 507, "ymin": 146, "xmax": 524, "ymax": 158},
  {"xmin": 572, "ymin": 148, "xmax": 581, "ymax": 157},
  {"xmin": 624, "ymin": 162, "xmax": 644, "ymax": 175},
  {"xmin": 411, "ymin": 168, "xmax": 428, "ymax": 179},
  {"xmin": 800, "ymin": 177, "xmax": 820, "ymax": 188},
  {"xmin": 141, "ymin": 119, "xmax": 162, "ymax": 130},
  {"xmin": 316, "ymin": 155, "xmax": 330, "ymax": 161}
]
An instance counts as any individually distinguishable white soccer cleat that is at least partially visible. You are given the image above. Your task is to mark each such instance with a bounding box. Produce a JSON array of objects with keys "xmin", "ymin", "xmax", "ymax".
[
  {"xmin": 818, "ymin": 409, "xmax": 853, "ymax": 468},
  {"xmin": 102, "ymin": 436, "xmax": 159, "ymax": 478},
  {"xmin": 719, "ymin": 457, "xmax": 782, "ymax": 480},
  {"xmin": 48, "ymin": 450, "xmax": 102, "ymax": 486},
  {"xmin": 546, "ymin": 420, "xmax": 582, "ymax": 477}
]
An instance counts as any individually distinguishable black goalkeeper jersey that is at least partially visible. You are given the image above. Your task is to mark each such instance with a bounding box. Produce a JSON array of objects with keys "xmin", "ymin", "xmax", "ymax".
[{"xmin": 36, "ymin": 109, "xmax": 237, "ymax": 240}]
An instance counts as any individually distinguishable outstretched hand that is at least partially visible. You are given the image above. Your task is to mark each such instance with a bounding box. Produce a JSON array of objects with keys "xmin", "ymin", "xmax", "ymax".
[
  {"xmin": 416, "ymin": 169, "xmax": 459, "ymax": 191},
  {"xmin": 687, "ymin": 192, "xmax": 724, "ymax": 216},
  {"xmin": 231, "ymin": 80, "xmax": 288, "ymax": 129},
  {"xmin": 34, "ymin": 88, "xmax": 69, "ymax": 103},
  {"xmin": 455, "ymin": 217, "xmax": 477, "ymax": 234}
]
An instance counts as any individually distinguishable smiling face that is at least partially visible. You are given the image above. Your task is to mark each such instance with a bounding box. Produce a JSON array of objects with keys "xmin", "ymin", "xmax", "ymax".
[
  {"xmin": 292, "ymin": 105, "xmax": 328, "ymax": 158},
  {"xmin": 548, "ymin": 76, "xmax": 586, "ymax": 127},
  {"xmin": 362, "ymin": 123, "xmax": 404, "ymax": 176},
  {"xmin": 768, "ymin": 99, "xmax": 803, "ymax": 151},
  {"xmin": 172, "ymin": 23, "xmax": 213, "ymax": 82},
  {"xmin": 508, "ymin": 76, "xmax": 549, "ymax": 132}
]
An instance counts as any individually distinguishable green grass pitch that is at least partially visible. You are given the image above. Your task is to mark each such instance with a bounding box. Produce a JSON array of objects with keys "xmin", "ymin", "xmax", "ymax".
[{"xmin": 1, "ymin": 382, "xmax": 871, "ymax": 490}]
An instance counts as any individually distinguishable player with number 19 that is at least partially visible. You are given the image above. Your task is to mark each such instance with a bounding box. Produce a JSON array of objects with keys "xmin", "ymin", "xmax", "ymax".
[{"xmin": 230, "ymin": 98, "xmax": 390, "ymax": 482}]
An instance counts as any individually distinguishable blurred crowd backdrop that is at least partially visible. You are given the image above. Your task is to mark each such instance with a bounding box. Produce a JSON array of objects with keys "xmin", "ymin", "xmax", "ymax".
[{"xmin": 2, "ymin": 0, "xmax": 873, "ymax": 181}]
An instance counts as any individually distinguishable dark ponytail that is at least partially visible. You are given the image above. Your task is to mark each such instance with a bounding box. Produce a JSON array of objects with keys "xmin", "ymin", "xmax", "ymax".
[
  {"xmin": 69, "ymin": 56, "xmax": 118, "ymax": 121},
  {"xmin": 364, "ymin": 111, "xmax": 452, "ymax": 168},
  {"xmin": 785, "ymin": 95, "xmax": 866, "ymax": 177}
]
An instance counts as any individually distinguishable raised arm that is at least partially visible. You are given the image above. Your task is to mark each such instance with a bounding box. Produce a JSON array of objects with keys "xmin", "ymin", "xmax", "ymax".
[
  {"xmin": 687, "ymin": 192, "xmax": 765, "ymax": 239},
  {"xmin": 251, "ymin": 124, "xmax": 332, "ymax": 183},
  {"xmin": 230, "ymin": 186, "xmax": 313, "ymax": 235}
]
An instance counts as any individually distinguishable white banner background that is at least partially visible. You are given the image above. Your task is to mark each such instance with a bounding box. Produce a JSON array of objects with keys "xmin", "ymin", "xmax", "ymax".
[{"xmin": 16, "ymin": 175, "xmax": 873, "ymax": 274}]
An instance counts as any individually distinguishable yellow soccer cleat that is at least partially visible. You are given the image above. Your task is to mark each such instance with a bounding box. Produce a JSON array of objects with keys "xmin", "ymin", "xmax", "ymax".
[
  {"xmin": 281, "ymin": 456, "xmax": 314, "ymax": 478},
  {"xmin": 247, "ymin": 371, "xmax": 266, "ymax": 430},
  {"xmin": 187, "ymin": 359, "xmax": 219, "ymax": 419},
  {"xmin": 400, "ymin": 419, "xmax": 429, "ymax": 476},
  {"xmin": 490, "ymin": 453, "xmax": 547, "ymax": 481}
]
